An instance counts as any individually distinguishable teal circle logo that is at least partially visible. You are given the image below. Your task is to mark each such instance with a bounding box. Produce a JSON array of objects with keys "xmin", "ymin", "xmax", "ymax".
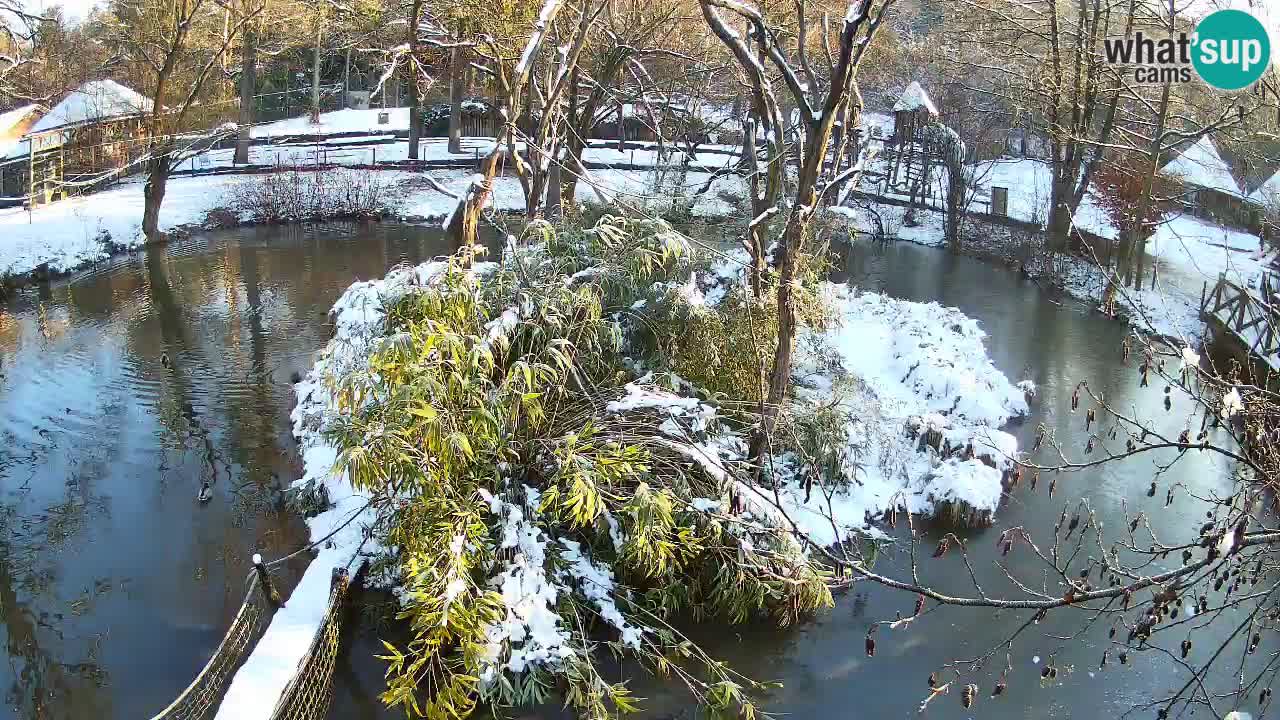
[{"xmin": 1192, "ymin": 9, "xmax": 1271, "ymax": 91}]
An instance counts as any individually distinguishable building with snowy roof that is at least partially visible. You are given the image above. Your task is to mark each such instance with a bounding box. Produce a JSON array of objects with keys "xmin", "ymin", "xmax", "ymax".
[
  {"xmin": 1158, "ymin": 135, "xmax": 1254, "ymax": 231},
  {"xmin": 1248, "ymin": 166, "xmax": 1280, "ymax": 243},
  {"xmin": 0, "ymin": 104, "xmax": 43, "ymax": 202},
  {"xmin": 19, "ymin": 80, "xmax": 154, "ymax": 206}
]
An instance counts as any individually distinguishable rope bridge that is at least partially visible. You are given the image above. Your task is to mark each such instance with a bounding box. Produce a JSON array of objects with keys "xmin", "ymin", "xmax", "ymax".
[
  {"xmin": 268, "ymin": 568, "xmax": 353, "ymax": 720},
  {"xmin": 146, "ymin": 562, "xmax": 357, "ymax": 720}
]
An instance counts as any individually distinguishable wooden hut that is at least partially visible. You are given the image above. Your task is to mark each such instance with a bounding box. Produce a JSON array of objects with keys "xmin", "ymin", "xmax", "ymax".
[
  {"xmin": 1159, "ymin": 135, "xmax": 1251, "ymax": 231},
  {"xmin": 0, "ymin": 104, "xmax": 43, "ymax": 203},
  {"xmin": 23, "ymin": 80, "xmax": 153, "ymax": 206},
  {"xmin": 890, "ymin": 81, "xmax": 939, "ymax": 145}
]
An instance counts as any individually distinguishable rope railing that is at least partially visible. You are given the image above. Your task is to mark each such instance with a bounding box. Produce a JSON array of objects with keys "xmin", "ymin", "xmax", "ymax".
[
  {"xmin": 147, "ymin": 572, "xmax": 275, "ymax": 720},
  {"xmin": 141, "ymin": 551, "xmax": 361, "ymax": 720}
]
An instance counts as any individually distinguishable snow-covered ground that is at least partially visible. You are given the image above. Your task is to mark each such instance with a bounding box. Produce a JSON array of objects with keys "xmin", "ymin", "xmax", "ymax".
[{"xmin": 0, "ymin": 161, "xmax": 747, "ymax": 280}]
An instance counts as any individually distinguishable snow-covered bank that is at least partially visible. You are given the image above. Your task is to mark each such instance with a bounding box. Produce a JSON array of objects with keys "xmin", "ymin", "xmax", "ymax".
[
  {"xmin": 831, "ymin": 200, "xmax": 1273, "ymax": 344},
  {"xmin": 774, "ymin": 285, "xmax": 1027, "ymax": 543},
  {"xmin": 0, "ymin": 164, "xmax": 746, "ymax": 282},
  {"xmin": 214, "ymin": 262, "xmax": 469, "ymax": 720}
]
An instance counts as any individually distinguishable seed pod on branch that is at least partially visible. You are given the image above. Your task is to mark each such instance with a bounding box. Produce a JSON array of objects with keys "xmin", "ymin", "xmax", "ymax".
[
  {"xmin": 961, "ymin": 684, "xmax": 977, "ymax": 708},
  {"xmin": 933, "ymin": 537, "xmax": 950, "ymax": 558}
]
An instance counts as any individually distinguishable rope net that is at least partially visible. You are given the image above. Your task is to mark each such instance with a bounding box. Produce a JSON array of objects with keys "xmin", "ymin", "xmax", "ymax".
[
  {"xmin": 269, "ymin": 567, "xmax": 353, "ymax": 720},
  {"xmin": 148, "ymin": 574, "xmax": 273, "ymax": 720}
]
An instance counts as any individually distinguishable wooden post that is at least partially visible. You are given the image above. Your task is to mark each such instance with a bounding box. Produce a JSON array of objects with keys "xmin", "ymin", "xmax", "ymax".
[{"xmin": 254, "ymin": 552, "xmax": 283, "ymax": 607}]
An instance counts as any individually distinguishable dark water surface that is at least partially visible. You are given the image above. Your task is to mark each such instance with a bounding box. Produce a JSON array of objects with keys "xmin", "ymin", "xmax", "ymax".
[
  {"xmin": 0, "ymin": 225, "xmax": 1249, "ymax": 720},
  {"xmin": 0, "ymin": 222, "xmax": 464, "ymax": 720}
]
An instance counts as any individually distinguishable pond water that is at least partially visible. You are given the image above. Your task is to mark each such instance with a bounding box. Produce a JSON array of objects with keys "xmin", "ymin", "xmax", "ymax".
[
  {"xmin": 0, "ymin": 224, "xmax": 1248, "ymax": 720},
  {"xmin": 605, "ymin": 242, "xmax": 1241, "ymax": 720},
  {"xmin": 0, "ymin": 222, "xmax": 467, "ymax": 720}
]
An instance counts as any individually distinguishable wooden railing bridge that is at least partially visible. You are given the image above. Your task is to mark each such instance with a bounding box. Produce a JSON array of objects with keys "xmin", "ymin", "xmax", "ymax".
[{"xmin": 1201, "ymin": 273, "xmax": 1280, "ymax": 367}]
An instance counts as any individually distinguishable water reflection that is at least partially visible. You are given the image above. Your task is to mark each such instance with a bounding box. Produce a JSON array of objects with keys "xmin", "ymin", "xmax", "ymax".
[{"xmin": 0, "ymin": 222, "xmax": 466, "ymax": 719}]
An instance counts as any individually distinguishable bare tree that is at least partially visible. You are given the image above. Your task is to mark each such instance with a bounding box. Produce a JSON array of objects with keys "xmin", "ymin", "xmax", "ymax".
[
  {"xmin": 699, "ymin": 0, "xmax": 893, "ymax": 464},
  {"xmin": 105, "ymin": 0, "xmax": 261, "ymax": 240},
  {"xmin": 955, "ymin": 0, "xmax": 1135, "ymax": 253},
  {"xmin": 445, "ymin": 0, "xmax": 570, "ymax": 249},
  {"xmin": 232, "ymin": 0, "xmax": 261, "ymax": 164},
  {"xmin": 0, "ymin": 0, "xmax": 36, "ymax": 101}
]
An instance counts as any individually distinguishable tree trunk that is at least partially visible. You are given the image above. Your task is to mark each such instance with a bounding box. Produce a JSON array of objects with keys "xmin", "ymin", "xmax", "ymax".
[
  {"xmin": 409, "ymin": 104, "xmax": 421, "ymax": 159},
  {"xmin": 1133, "ymin": 234, "xmax": 1147, "ymax": 289},
  {"xmin": 142, "ymin": 153, "xmax": 170, "ymax": 242},
  {"xmin": 233, "ymin": 20, "xmax": 257, "ymax": 165},
  {"xmin": 343, "ymin": 48, "xmax": 350, "ymax": 107},
  {"xmin": 406, "ymin": 0, "xmax": 422, "ymax": 160},
  {"xmin": 616, "ymin": 101, "xmax": 625, "ymax": 151},
  {"xmin": 546, "ymin": 160, "xmax": 563, "ymax": 218},
  {"xmin": 310, "ymin": 22, "xmax": 322, "ymax": 122},
  {"xmin": 750, "ymin": 116, "xmax": 839, "ymax": 469},
  {"xmin": 447, "ymin": 41, "xmax": 464, "ymax": 154},
  {"xmin": 1047, "ymin": 172, "xmax": 1075, "ymax": 253}
]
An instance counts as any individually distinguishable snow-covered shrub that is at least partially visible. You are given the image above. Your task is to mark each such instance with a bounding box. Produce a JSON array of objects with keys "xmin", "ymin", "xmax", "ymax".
[
  {"xmin": 325, "ymin": 217, "xmax": 829, "ymax": 720},
  {"xmin": 225, "ymin": 168, "xmax": 389, "ymax": 224},
  {"xmin": 633, "ymin": 246, "xmax": 834, "ymax": 405},
  {"xmin": 649, "ymin": 285, "xmax": 778, "ymax": 404}
]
